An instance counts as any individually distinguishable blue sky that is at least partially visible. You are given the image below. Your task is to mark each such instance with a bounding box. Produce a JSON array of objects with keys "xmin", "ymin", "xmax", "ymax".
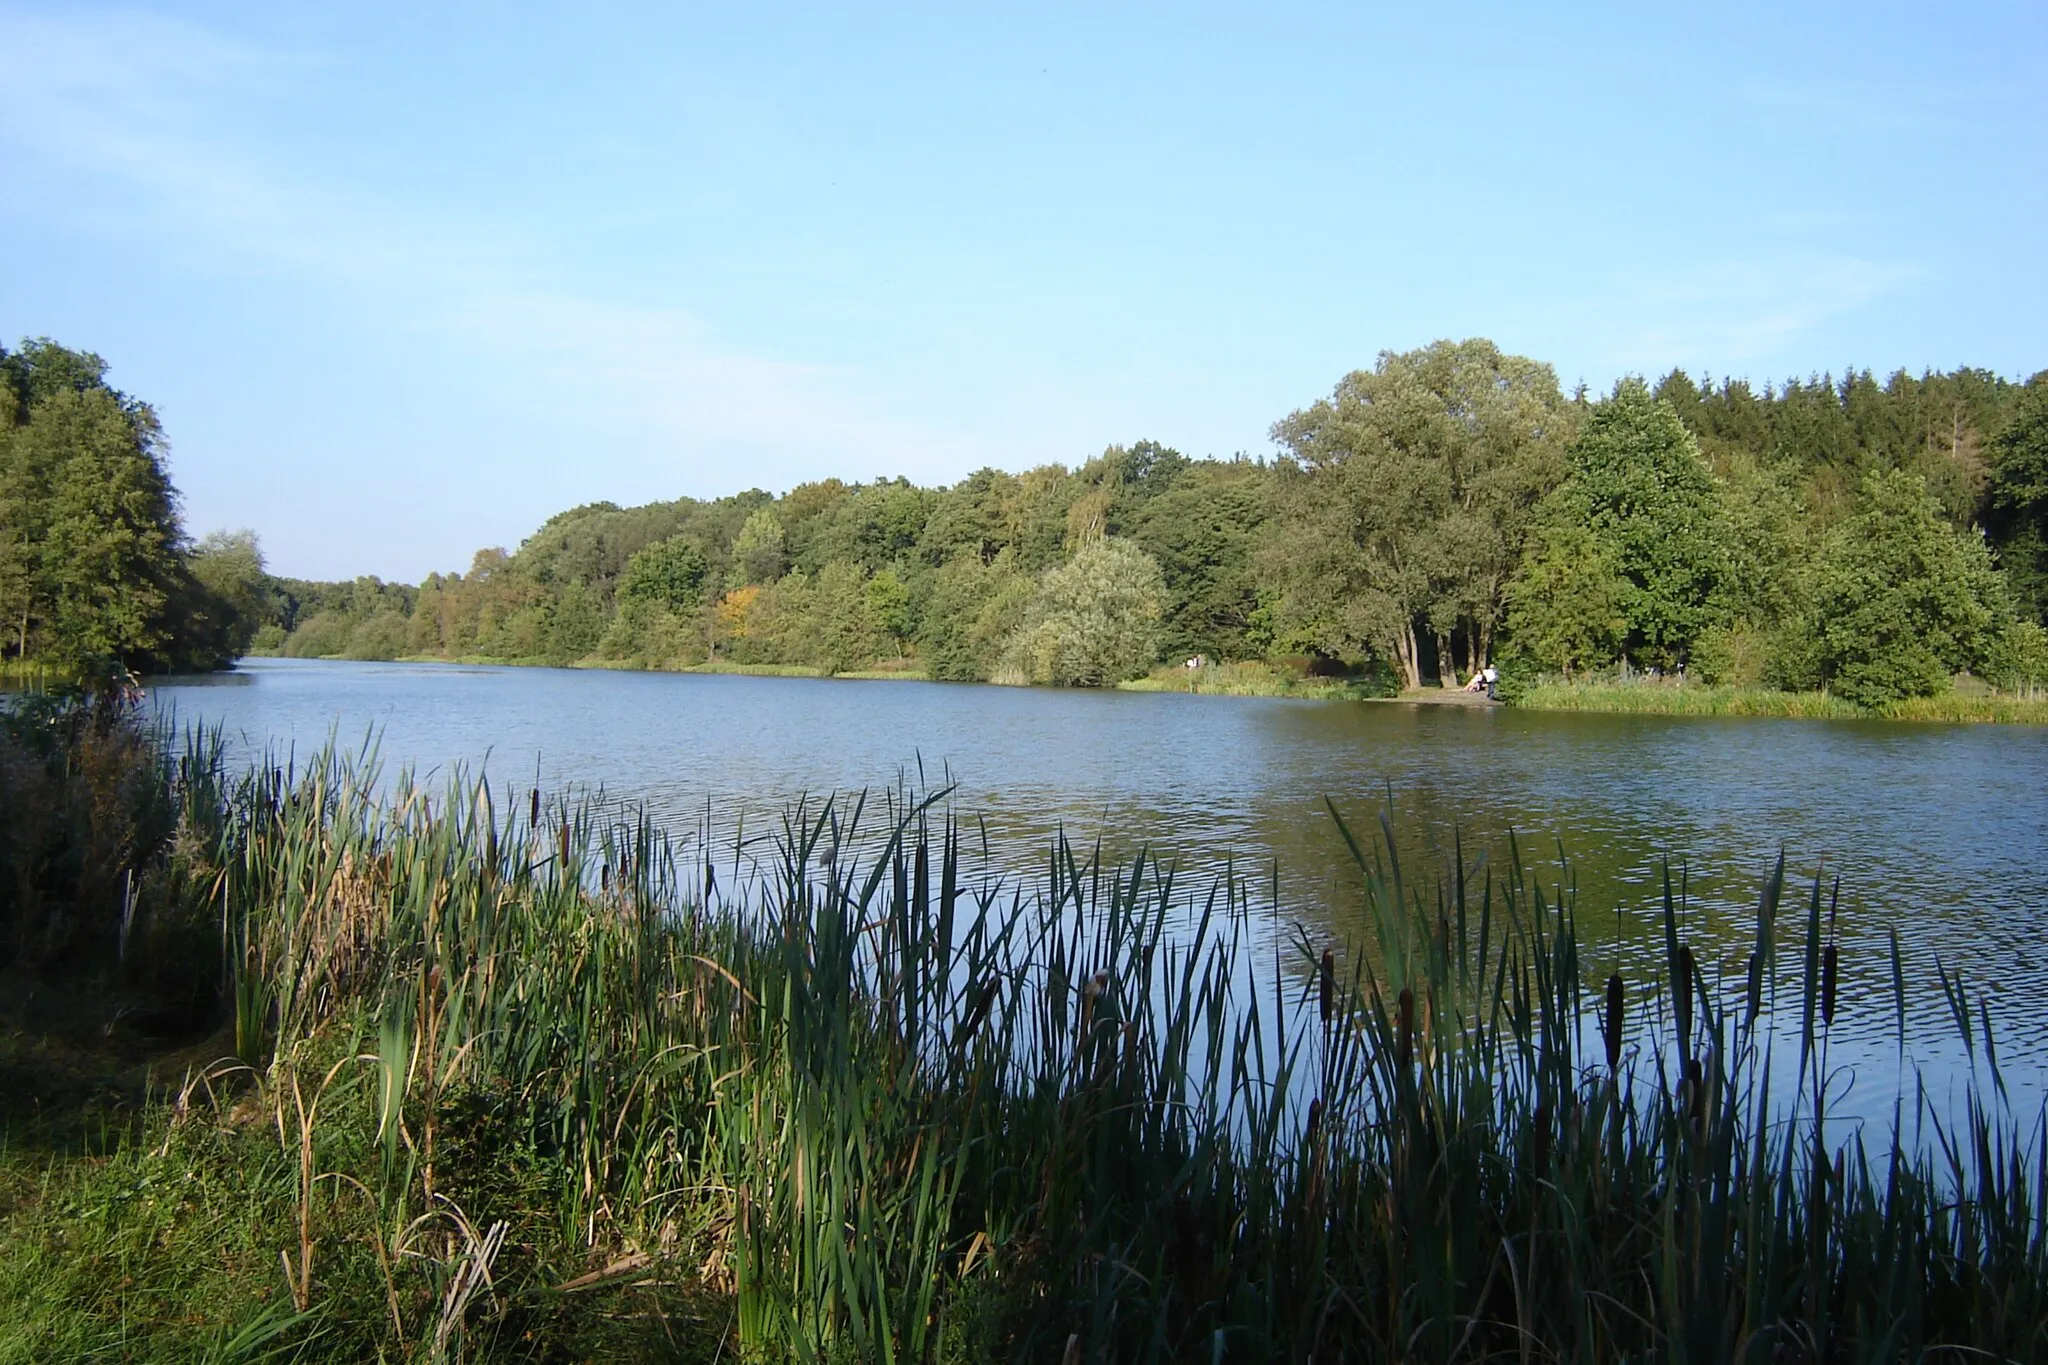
[{"xmin": 2, "ymin": 2, "xmax": 2042, "ymax": 580}]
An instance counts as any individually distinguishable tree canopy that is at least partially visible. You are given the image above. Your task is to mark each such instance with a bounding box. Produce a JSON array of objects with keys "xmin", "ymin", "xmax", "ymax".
[
  {"xmin": 263, "ymin": 351, "xmax": 2048, "ymax": 706},
  {"xmin": 1540, "ymin": 379, "xmax": 1725, "ymax": 668},
  {"xmin": 1263, "ymin": 341, "xmax": 1571, "ymax": 688},
  {"xmin": 0, "ymin": 339, "xmax": 256, "ymax": 674},
  {"xmin": 16, "ymin": 332, "xmax": 2043, "ymax": 708}
]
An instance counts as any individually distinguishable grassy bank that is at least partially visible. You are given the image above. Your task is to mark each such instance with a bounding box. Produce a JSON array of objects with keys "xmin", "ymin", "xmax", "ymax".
[
  {"xmin": 1118, "ymin": 658, "xmax": 1396, "ymax": 700},
  {"xmin": 1877, "ymin": 691, "xmax": 2048, "ymax": 723},
  {"xmin": 0, "ymin": 660, "xmax": 68, "ymax": 691},
  {"xmin": 1514, "ymin": 678, "xmax": 2048, "ymax": 723},
  {"xmin": 5, "ymin": 698, "xmax": 2046, "ymax": 1361}
]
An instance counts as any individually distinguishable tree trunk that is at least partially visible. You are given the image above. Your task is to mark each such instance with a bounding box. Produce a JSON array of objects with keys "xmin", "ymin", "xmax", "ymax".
[
  {"xmin": 1396, "ymin": 624, "xmax": 1423, "ymax": 691},
  {"xmin": 1435, "ymin": 632, "xmax": 1457, "ymax": 689},
  {"xmin": 1474, "ymin": 619, "xmax": 1492, "ymax": 671}
]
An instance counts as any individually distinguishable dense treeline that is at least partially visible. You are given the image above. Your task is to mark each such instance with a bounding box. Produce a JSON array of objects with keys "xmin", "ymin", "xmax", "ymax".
[
  {"xmin": 0, "ymin": 340, "xmax": 267, "ymax": 676},
  {"xmin": 265, "ymin": 339, "xmax": 2048, "ymax": 706},
  {"xmin": 9, "ymin": 334, "xmax": 2045, "ymax": 705},
  {"xmin": 325, "ymin": 439, "xmax": 1268, "ymax": 687}
]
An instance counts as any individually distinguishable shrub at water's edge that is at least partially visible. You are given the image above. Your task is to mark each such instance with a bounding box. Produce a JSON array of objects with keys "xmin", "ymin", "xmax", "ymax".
[{"xmin": 5, "ymin": 695, "xmax": 2047, "ymax": 1361}]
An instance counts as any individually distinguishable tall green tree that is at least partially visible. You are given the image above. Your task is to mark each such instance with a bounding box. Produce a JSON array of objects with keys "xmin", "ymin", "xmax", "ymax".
[
  {"xmin": 617, "ymin": 536, "xmax": 708, "ymax": 614},
  {"xmin": 0, "ymin": 341, "xmax": 187, "ymax": 670},
  {"xmin": 1986, "ymin": 379, "xmax": 2048, "ymax": 623},
  {"xmin": 1264, "ymin": 340, "xmax": 1569, "ymax": 687},
  {"xmin": 731, "ymin": 508, "xmax": 787, "ymax": 587},
  {"xmin": 1001, "ymin": 538, "xmax": 1164, "ymax": 686},
  {"xmin": 864, "ymin": 568, "xmax": 911, "ymax": 658},
  {"xmin": 180, "ymin": 529, "xmax": 274, "ymax": 665},
  {"xmin": 1502, "ymin": 522, "xmax": 1628, "ymax": 677},
  {"xmin": 1122, "ymin": 459, "xmax": 1268, "ymax": 661},
  {"xmin": 1547, "ymin": 380, "xmax": 1725, "ymax": 668},
  {"xmin": 1809, "ymin": 468, "xmax": 2008, "ymax": 705},
  {"xmin": 805, "ymin": 561, "xmax": 885, "ymax": 674},
  {"xmin": 916, "ymin": 553, "xmax": 1032, "ymax": 681}
]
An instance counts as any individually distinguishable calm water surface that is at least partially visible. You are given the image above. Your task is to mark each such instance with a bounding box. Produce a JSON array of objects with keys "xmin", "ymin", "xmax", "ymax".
[{"xmin": 149, "ymin": 658, "xmax": 2048, "ymax": 1119}]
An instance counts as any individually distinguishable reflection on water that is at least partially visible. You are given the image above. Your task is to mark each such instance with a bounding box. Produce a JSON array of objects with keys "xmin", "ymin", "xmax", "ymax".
[{"xmin": 148, "ymin": 658, "xmax": 2048, "ymax": 1115}]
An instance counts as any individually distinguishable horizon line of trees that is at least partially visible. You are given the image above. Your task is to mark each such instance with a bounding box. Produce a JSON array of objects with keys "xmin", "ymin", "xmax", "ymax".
[{"xmin": 9, "ymin": 335, "xmax": 2046, "ymax": 707}]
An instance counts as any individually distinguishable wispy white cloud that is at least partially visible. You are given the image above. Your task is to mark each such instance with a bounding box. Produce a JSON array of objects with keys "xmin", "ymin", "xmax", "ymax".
[
  {"xmin": 1572, "ymin": 253, "xmax": 1914, "ymax": 376},
  {"xmin": 440, "ymin": 289, "xmax": 957, "ymax": 475},
  {"xmin": 0, "ymin": 6, "xmax": 968, "ymax": 489}
]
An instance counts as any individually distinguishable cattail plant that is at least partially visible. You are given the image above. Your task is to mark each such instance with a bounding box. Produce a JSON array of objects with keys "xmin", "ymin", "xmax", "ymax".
[
  {"xmin": 1604, "ymin": 970, "xmax": 1626, "ymax": 1073},
  {"xmin": 1823, "ymin": 940, "xmax": 1839, "ymax": 1029},
  {"xmin": 77, "ymin": 714, "xmax": 2048, "ymax": 1365}
]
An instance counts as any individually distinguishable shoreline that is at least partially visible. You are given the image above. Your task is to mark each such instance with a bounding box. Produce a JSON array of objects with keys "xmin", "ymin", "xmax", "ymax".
[{"xmin": 228, "ymin": 652, "xmax": 2048, "ymax": 723}]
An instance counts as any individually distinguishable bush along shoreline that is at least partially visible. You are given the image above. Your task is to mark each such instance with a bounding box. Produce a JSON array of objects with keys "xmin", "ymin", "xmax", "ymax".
[{"xmin": 3, "ymin": 695, "xmax": 2047, "ymax": 1361}]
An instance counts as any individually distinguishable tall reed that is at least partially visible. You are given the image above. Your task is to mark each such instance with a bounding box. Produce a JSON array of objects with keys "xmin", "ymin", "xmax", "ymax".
[{"xmin": 110, "ymin": 733, "xmax": 2048, "ymax": 1360}]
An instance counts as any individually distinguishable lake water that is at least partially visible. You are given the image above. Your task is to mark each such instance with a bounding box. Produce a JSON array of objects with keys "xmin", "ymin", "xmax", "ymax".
[{"xmin": 148, "ymin": 657, "xmax": 2048, "ymax": 1122}]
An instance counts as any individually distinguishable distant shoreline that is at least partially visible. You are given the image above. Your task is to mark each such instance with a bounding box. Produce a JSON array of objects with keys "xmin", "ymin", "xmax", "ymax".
[{"xmin": 218, "ymin": 653, "xmax": 2048, "ymax": 723}]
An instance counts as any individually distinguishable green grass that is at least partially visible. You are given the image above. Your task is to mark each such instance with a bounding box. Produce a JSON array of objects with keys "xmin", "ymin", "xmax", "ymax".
[
  {"xmin": 1516, "ymin": 680, "xmax": 1868, "ymax": 718},
  {"xmin": 828, "ymin": 662, "xmax": 930, "ymax": 681},
  {"xmin": 1876, "ymin": 691, "xmax": 2048, "ymax": 723},
  {"xmin": 1119, "ymin": 658, "xmax": 1396, "ymax": 700},
  {"xmin": 5, "ymin": 701, "xmax": 2048, "ymax": 1360},
  {"xmin": 1515, "ymin": 678, "xmax": 2048, "ymax": 723},
  {"xmin": 0, "ymin": 659, "xmax": 68, "ymax": 691}
]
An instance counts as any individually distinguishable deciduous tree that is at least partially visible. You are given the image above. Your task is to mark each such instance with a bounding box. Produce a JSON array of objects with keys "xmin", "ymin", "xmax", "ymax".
[
  {"xmin": 1001, "ymin": 538, "xmax": 1164, "ymax": 686},
  {"xmin": 1810, "ymin": 468, "xmax": 2008, "ymax": 705},
  {"xmin": 1550, "ymin": 380, "xmax": 1725, "ymax": 668},
  {"xmin": 1264, "ymin": 340, "xmax": 1569, "ymax": 687}
]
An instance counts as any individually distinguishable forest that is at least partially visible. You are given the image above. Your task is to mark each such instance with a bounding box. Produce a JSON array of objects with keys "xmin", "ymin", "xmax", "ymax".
[{"xmin": 8, "ymin": 336, "xmax": 2047, "ymax": 707}]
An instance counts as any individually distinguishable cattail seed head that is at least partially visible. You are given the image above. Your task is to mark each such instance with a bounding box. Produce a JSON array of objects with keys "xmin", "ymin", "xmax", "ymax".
[
  {"xmin": 1822, "ymin": 942, "xmax": 1839, "ymax": 1029},
  {"xmin": 530, "ymin": 787, "xmax": 539, "ymax": 827},
  {"xmin": 1305, "ymin": 1096, "xmax": 1323, "ymax": 1143},
  {"xmin": 1319, "ymin": 949, "xmax": 1335, "ymax": 1027},
  {"xmin": 1080, "ymin": 971, "xmax": 1108, "ymax": 1036},
  {"xmin": 1674, "ymin": 944, "xmax": 1696, "ymax": 1059},
  {"xmin": 1604, "ymin": 972, "xmax": 1626, "ymax": 1073},
  {"xmin": 1397, "ymin": 988, "xmax": 1415, "ymax": 1070},
  {"xmin": 966, "ymin": 976, "xmax": 998, "ymax": 1040},
  {"xmin": 559, "ymin": 821, "xmax": 570, "ymax": 865}
]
